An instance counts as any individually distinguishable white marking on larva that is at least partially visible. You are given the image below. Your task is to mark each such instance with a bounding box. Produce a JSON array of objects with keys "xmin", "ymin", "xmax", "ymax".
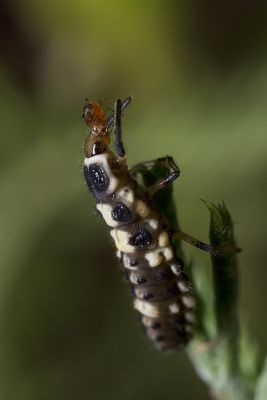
[
  {"xmin": 145, "ymin": 249, "xmax": 164, "ymax": 267},
  {"xmin": 107, "ymin": 174, "xmax": 119, "ymax": 195},
  {"xmin": 162, "ymin": 246, "xmax": 174, "ymax": 262},
  {"xmin": 169, "ymin": 303, "xmax": 180, "ymax": 314},
  {"xmin": 177, "ymin": 280, "xmax": 190, "ymax": 293},
  {"xmin": 84, "ymin": 154, "xmax": 110, "ymax": 167},
  {"xmin": 83, "ymin": 157, "xmax": 93, "ymax": 167},
  {"xmin": 158, "ymin": 231, "xmax": 170, "ymax": 247},
  {"xmin": 185, "ymin": 311, "xmax": 195, "ymax": 323},
  {"xmin": 117, "ymin": 186, "xmax": 134, "ymax": 204},
  {"xmin": 148, "ymin": 219, "xmax": 159, "ymax": 230},
  {"xmin": 141, "ymin": 316, "xmax": 154, "ymax": 327},
  {"xmin": 128, "ymin": 274, "xmax": 136, "ymax": 284},
  {"xmin": 182, "ymin": 295, "xmax": 195, "ymax": 309},
  {"xmin": 145, "ymin": 246, "xmax": 174, "ymax": 267},
  {"xmin": 116, "ymin": 250, "xmax": 121, "ymax": 259},
  {"xmin": 170, "ymin": 263, "xmax": 182, "ymax": 276},
  {"xmin": 121, "ymin": 254, "xmax": 130, "ymax": 268},
  {"xmin": 134, "ymin": 298, "xmax": 160, "ymax": 318},
  {"xmin": 120, "ymin": 255, "xmax": 138, "ymax": 270},
  {"xmin": 84, "ymin": 154, "xmax": 119, "ymax": 195},
  {"xmin": 135, "ymin": 200, "xmax": 150, "ymax": 218},
  {"xmin": 110, "ymin": 229, "xmax": 134, "ymax": 253},
  {"xmin": 96, "ymin": 203, "xmax": 119, "ymax": 227}
]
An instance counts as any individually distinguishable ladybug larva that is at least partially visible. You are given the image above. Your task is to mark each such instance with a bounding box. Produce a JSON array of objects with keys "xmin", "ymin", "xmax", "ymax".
[{"xmin": 82, "ymin": 97, "xmax": 219, "ymax": 351}]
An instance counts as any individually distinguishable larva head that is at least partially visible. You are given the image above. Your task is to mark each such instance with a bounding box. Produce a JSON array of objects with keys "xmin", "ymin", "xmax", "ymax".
[{"xmin": 82, "ymin": 100, "xmax": 111, "ymax": 157}]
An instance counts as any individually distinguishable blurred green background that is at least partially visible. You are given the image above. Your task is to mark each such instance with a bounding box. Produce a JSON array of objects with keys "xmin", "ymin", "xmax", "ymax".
[{"xmin": 0, "ymin": 1, "xmax": 266, "ymax": 399}]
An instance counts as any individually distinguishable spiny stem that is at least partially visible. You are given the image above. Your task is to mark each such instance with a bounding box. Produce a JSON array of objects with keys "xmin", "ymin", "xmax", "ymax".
[{"xmin": 187, "ymin": 201, "xmax": 264, "ymax": 400}]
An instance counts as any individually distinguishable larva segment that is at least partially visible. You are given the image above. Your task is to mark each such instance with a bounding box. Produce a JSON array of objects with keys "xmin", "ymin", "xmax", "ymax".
[
  {"xmin": 125, "ymin": 253, "xmax": 195, "ymax": 351},
  {"xmin": 83, "ymin": 152, "xmax": 129, "ymax": 200},
  {"xmin": 113, "ymin": 210, "xmax": 195, "ymax": 351}
]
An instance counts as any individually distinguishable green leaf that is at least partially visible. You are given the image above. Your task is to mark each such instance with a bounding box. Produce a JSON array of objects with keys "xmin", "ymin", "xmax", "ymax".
[{"xmin": 203, "ymin": 201, "xmax": 239, "ymax": 341}]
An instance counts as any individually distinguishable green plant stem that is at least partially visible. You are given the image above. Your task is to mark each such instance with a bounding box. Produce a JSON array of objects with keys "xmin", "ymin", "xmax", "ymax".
[{"xmin": 186, "ymin": 202, "xmax": 263, "ymax": 400}]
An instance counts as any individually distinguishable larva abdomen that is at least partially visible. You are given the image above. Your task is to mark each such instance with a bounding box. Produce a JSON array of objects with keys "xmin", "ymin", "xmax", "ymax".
[{"xmin": 121, "ymin": 248, "xmax": 195, "ymax": 351}]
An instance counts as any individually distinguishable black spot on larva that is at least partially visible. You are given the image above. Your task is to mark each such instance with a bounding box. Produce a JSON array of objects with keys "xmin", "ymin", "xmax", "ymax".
[
  {"xmin": 128, "ymin": 228, "xmax": 152, "ymax": 248},
  {"xmin": 143, "ymin": 292, "xmax": 154, "ymax": 300},
  {"xmin": 95, "ymin": 206, "xmax": 102, "ymax": 216},
  {"xmin": 158, "ymin": 271, "xmax": 168, "ymax": 280},
  {"xmin": 83, "ymin": 163, "xmax": 109, "ymax": 194},
  {"xmin": 123, "ymin": 270, "xmax": 129, "ymax": 281},
  {"xmin": 111, "ymin": 202, "xmax": 132, "ymax": 223},
  {"xmin": 155, "ymin": 335, "xmax": 165, "ymax": 342},
  {"xmin": 175, "ymin": 332, "xmax": 184, "ymax": 343},
  {"xmin": 151, "ymin": 322, "xmax": 161, "ymax": 329},
  {"xmin": 166, "ymin": 286, "xmax": 178, "ymax": 297},
  {"xmin": 130, "ymin": 286, "xmax": 135, "ymax": 296},
  {"xmin": 176, "ymin": 257, "xmax": 184, "ymax": 267},
  {"xmin": 136, "ymin": 277, "xmax": 147, "ymax": 284},
  {"xmin": 173, "ymin": 317, "xmax": 182, "ymax": 326},
  {"xmin": 130, "ymin": 259, "xmax": 138, "ymax": 266}
]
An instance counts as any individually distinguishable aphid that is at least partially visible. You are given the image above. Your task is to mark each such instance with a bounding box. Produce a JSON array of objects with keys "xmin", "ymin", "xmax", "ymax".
[{"xmin": 82, "ymin": 97, "xmax": 221, "ymax": 351}]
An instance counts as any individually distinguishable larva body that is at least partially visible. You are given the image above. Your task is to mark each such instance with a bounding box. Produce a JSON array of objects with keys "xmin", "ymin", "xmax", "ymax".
[{"xmin": 82, "ymin": 99, "xmax": 196, "ymax": 351}]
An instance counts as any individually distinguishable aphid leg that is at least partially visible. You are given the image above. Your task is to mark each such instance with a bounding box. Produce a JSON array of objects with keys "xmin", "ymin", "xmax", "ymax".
[
  {"xmin": 130, "ymin": 156, "xmax": 180, "ymax": 196},
  {"xmin": 173, "ymin": 230, "xmax": 240, "ymax": 256},
  {"xmin": 114, "ymin": 98, "xmax": 125, "ymax": 157}
]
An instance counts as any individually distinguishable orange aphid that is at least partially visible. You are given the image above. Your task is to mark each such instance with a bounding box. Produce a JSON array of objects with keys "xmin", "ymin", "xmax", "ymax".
[
  {"xmin": 83, "ymin": 101, "xmax": 106, "ymax": 131},
  {"xmin": 83, "ymin": 100, "xmax": 111, "ymax": 157},
  {"xmin": 83, "ymin": 96, "xmax": 132, "ymax": 157}
]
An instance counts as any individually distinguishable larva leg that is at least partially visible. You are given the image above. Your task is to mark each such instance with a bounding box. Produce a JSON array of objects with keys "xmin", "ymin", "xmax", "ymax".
[
  {"xmin": 130, "ymin": 156, "xmax": 180, "ymax": 195},
  {"xmin": 173, "ymin": 230, "xmax": 240, "ymax": 256},
  {"xmin": 114, "ymin": 98, "xmax": 125, "ymax": 157},
  {"xmin": 105, "ymin": 96, "xmax": 132, "ymax": 132}
]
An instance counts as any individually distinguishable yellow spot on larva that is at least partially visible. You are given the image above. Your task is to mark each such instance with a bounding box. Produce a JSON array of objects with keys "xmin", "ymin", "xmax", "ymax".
[
  {"xmin": 96, "ymin": 203, "xmax": 119, "ymax": 227},
  {"xmin": 135, "ymin": 200, "xmax": 150, "ymax": 218},
  {"xmin": 158, "ymin": 231, "xmax": 170, "ymax": 247},
  {"xmin": 145, "ymin": 246, "xmax": 174, "ymax": 267},
  {"xmin": 148, "ymin": 219, "xmax": 159, "ymax": 230},
  {"xmin": 145, "ymin": 249, "xmax": 164, "ymax": 267},
  {"xmin": 178, "ymin": 280, "xmax": 190, "ymax": 293},
  {"xmin": 162, "ymin": 246, "xmax": 174, "ymax": 262},
  {"xmin": 110, "ymin": 229, "xmax": 134, "ymax": 253},
  {"xmin": 182, "ymin": 295, "xmax": 195, "ymax": 309},
  {"xmin": 134, "ymin": 298, "xmax": 160, "ymax": 318},
  {"xmin": 185, "ymin": 311, "xmax": 195, "ymax": 323},
  {"xmin": 118, "ymin": 186, "xmax": 134, "ymax": 203},
  {"xmin": 169, "ymin": 303, "xmax": 180, "ymax": 314}
]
